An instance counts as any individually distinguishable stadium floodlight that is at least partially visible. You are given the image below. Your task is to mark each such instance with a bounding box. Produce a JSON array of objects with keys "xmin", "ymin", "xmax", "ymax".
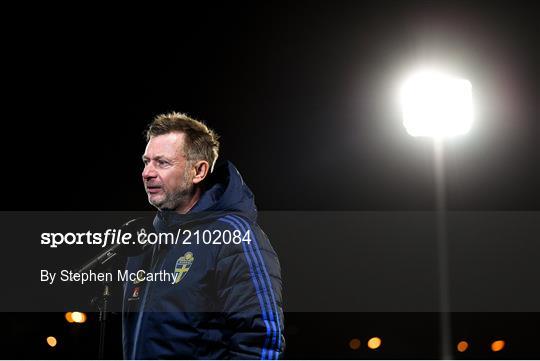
[
  {"xmin": 398, "ymin": 68, "xmax": 473, "ymax": 359},
  {"xmin": 400, "ymin": 70, "xmax": 473, "ymax": 137}
]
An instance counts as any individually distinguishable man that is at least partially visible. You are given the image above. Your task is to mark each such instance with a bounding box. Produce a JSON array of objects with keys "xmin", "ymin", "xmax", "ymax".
[{"xmin": 122, "ymin": 112, "xmax": 285, "ymax": 359}]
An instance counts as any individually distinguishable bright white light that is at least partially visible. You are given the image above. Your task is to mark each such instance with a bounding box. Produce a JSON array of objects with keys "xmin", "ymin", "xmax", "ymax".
[{"xmin": 400, "ymin": 70, "xmax": 473, "ymax": 137}]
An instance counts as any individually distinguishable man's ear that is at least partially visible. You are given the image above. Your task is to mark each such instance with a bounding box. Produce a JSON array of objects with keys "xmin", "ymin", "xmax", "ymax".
[{"xmin": 191, "ymin": 160, "xmax": 210, "ymax": 185}]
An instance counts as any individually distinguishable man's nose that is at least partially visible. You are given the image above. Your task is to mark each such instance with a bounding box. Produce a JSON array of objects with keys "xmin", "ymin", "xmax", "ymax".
[{"xmin": 142, "ymin": 163, "xmax": 157, "ymax": 179}]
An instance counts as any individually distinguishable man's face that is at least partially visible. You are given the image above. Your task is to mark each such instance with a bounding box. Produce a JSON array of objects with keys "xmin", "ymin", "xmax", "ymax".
[{"xmin": 142, "ymin": 132, "xmax": 194, "ymax": 211}]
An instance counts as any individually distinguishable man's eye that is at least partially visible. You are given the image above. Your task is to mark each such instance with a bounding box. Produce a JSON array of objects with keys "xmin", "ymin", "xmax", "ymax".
[{"xmin": 158, "ymin": 160, "xmax": 170, "ymax": 167}]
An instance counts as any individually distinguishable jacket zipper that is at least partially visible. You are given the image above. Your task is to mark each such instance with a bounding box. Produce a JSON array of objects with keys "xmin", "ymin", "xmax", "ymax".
[{"xmin": 130, "ymin": 245, "xmax": 163, "ymax": 359}]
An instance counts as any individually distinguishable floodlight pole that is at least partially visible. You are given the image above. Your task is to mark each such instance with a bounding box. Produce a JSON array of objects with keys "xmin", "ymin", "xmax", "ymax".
[
  {"xmin": 433, "ymin": 138, "xmax": 453, "ymax": 359},
  {"xmin": 400, "ymin": 69, "xmax": 473, "ymax": 358}
]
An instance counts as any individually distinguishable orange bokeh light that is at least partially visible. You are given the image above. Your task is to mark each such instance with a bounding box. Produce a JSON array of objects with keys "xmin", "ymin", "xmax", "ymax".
[
  {"xmin": 349, "ymin": 338, "xmax": 361, "ymax": 350},
  {"xmin": 46, "ymin": 336, "xmax": 57, "ymax": 347},
  {"xmin": 65, "ymin": 312, "xmax": 74, "ymax": 323},
  {"xmin": 71, "ymin": 312, "xmax": 87, "ymax": 323},
  {"xmin": 367, "ymin": 337, "xmax": 382, "ymax": 350},
  {"xmin": 491, "ymin": 340, "xmax": 505, "ymax": 352},
  {"xmin": 457, "ymin": 341, "xmax": 469, "ymax": 352}
]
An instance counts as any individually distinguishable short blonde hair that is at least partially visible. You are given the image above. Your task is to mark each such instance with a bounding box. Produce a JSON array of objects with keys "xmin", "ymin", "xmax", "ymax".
[{"xmin": 146, "ymin": 112, "xmax": 220, "ymax": 171}]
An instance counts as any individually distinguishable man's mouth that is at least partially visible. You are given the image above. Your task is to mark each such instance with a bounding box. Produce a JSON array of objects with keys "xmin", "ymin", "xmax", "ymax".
[{"xmin": 146, "ymin": 186, "xmax": 162, "ymax": 194}]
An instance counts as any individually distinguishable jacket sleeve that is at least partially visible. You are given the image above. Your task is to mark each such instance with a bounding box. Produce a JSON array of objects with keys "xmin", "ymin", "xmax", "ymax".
[{"xmin": 215, "ymin": 215, "xmax": 285, "ymax": 360}]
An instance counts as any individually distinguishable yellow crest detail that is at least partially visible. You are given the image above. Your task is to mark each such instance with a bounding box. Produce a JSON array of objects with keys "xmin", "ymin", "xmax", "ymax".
[
  {"xmin": 174, "ymin": 252, "xmax": 194, "ymax": 284},
  {"xmin": 133, "ymin": 271, "xmax": 145, "ymax": 284}
]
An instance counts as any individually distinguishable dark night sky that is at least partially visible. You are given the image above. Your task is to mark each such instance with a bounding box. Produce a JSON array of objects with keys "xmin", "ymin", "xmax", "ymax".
[{"xmin": 3, "ymin": 1, "xmax": 539, "ymax": 211}]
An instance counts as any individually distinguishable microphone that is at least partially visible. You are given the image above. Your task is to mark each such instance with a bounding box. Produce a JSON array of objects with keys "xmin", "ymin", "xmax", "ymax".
[{"xmin": 74, "ymin": 217, "xmax": 154, "ymax": 274}]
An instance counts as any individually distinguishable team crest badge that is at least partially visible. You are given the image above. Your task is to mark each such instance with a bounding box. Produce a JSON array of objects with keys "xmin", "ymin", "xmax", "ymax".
[
  {"xmin": 174, "ymin": 252, "xmax": 194, "ymax": 284},
  {"xmin": 133, "ymin": 272, "xmax": 145, "ymax": 285}
]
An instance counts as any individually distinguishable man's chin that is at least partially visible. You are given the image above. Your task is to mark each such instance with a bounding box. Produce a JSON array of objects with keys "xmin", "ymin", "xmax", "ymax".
[{"xmin": 148, "ymin": 195, "xmax": 165, "ymax": 209}]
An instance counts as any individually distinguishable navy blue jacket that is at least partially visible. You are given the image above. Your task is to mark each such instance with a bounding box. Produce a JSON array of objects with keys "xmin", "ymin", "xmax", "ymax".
[{"xmin": 122, "ymin": 161, "xmax": 284, "ymax": 359}]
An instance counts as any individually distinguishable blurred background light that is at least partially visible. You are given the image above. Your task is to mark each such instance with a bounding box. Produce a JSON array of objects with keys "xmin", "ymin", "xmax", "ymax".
[
  {"xmin": 64, "ymin": 312, "xmax": 73, "ymax": 323},
  {"xmin": 367, "ymin": 337, "xmax": 382, "ymax": 350},
  {"xmin": 348, "ymin": 338, "xmax": 361, "ymax": 350},
  {"xmin": 491, "ymin": 340, "xmax": 505, "ymax": 352},
  {"xmin": 70, "ymin": 312, "xmax": 87, "ymax": 324},
  {"xmin": 457, "ymin": 340, "xmax": 469, "ymax": 352},
  {"xmin": 46, "ymin": 336, "xmax": 57, "ymax": 348}
]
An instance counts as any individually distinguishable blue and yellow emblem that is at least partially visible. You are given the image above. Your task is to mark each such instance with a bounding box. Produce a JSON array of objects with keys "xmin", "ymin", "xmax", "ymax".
[
  {"xmin": 174, "ymin": 252, "xmax": 194, "ymax": 284},
  {"xmin": 133, "ymin": 271, "xmax": 145, "ymax": 285}
]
